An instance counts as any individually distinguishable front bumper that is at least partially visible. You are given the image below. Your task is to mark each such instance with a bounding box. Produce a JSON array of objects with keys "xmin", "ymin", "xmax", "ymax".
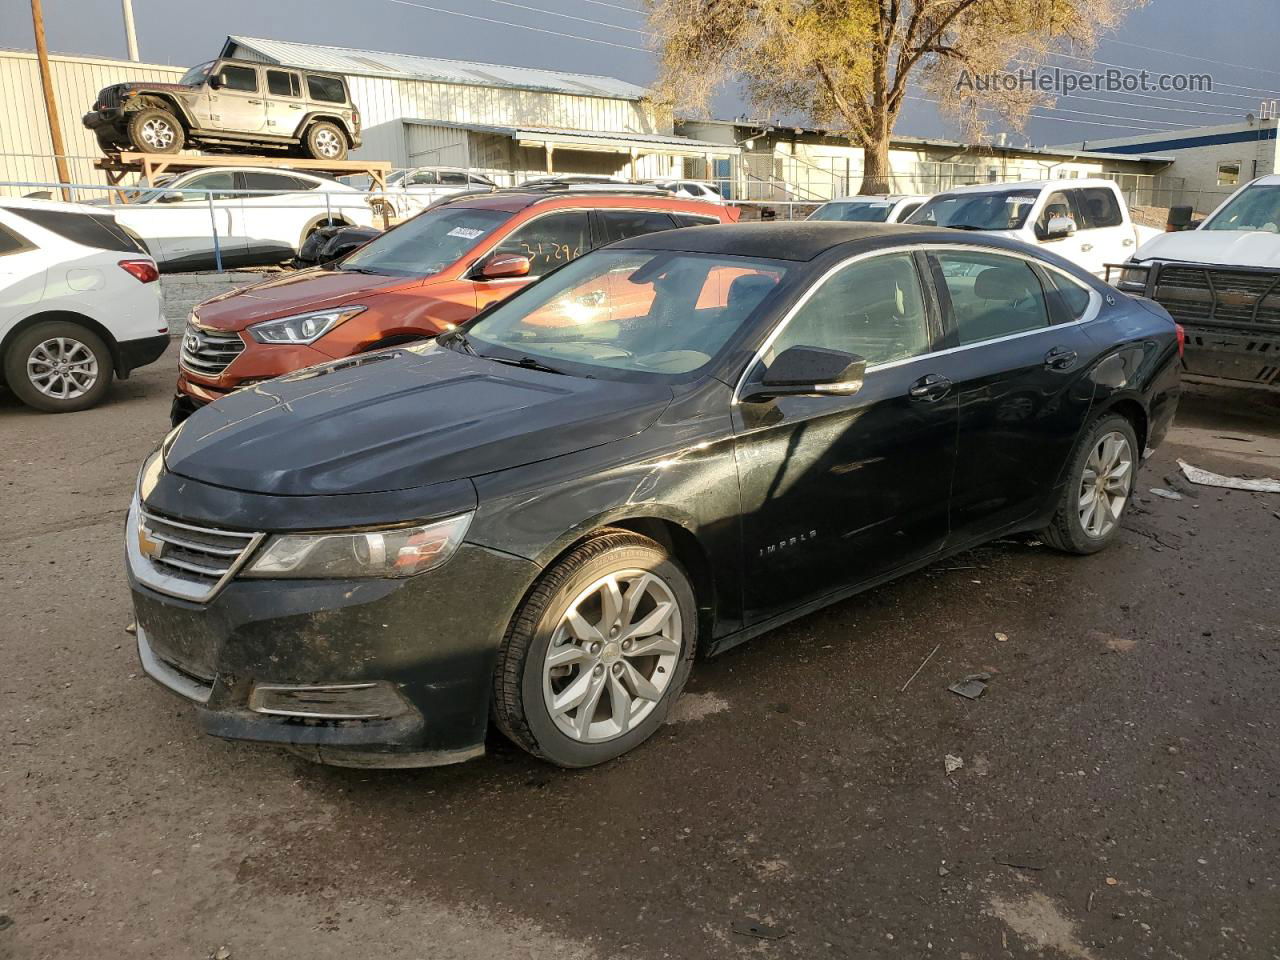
[
  {"xmin": 128, "ymin": 534, "xmax": 540, "ymax": 767},
  {"xmin": 83, "ymin": 109, "xmax": 125, "ymax": 136}
]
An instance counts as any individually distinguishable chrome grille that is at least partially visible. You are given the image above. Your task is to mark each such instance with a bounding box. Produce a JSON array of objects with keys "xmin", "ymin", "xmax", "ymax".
[
  {"xmin": 127, "ymin": 498, "xmax": 263, "ymax": 603},
  {"xmin": 180, "ymin": 321, "xmax": 245, "ymax": 376}
]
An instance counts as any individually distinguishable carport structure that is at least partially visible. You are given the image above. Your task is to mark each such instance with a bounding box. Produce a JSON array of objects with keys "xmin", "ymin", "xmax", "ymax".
[{"xmin": 401, "ymin": 119, "xmax": 741, "ymax": 185}]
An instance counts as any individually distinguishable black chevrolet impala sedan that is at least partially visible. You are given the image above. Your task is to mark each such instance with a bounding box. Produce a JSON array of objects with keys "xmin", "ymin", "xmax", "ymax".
[{"xmin": 126, "ymin": 223, "xmax": 1181, "ymax": 768}]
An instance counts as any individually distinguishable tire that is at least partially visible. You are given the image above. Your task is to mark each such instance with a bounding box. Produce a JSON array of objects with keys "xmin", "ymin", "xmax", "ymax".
[
  {"xmin": 4, "ymin": 321, "xmax": 114, "ymax": 413},
  {"xmin": 303, "ymin": 121, "xmax": 348, "ymax": 161},
  {"xmin": 492, "ymin": 530, "xmax": 698, "ymax": 767},
  {"xmin": 1042, "ymin": 413, "xmax": 1139, "ymax": 555},
  {"xmin": 126, "ymin": 107, "xmax": 184, "ymax": 154}
]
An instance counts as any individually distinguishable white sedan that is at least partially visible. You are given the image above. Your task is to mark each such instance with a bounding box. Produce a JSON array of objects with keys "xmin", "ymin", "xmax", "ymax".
[
  {"xmin": 808, "ymin": 194, "xmax": 931, "ymax": 224},
  {"xmin": 108, "ymin": 167, "xmax": 376, "ymax": 272},
  {"xmin": 0, "ymin": 197, "xmax": 167, "ymax": 412},
  {"xmin": 367, "ymin": 167, "xmax": 497, "ymax": 219}
]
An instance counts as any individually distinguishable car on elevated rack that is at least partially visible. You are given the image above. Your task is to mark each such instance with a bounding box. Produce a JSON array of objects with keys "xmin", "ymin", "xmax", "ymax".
[
  {"xmin": 83, "ymin": 58, "xmax": 361, "ymax": 160},
  {"xmin": 106, "ymin": 167, "xmax": 376, "ymax": 272},
  {"xmin": 0, "ymin": 197, "xmax": 166, "ymax": 413},
  {"xmin": 170, "ymin": 187, "xmax": 737, "ymax": 423},
  {"xmin": 127, "ymin": 221, "xmax": 1181, "ymax": 770}
]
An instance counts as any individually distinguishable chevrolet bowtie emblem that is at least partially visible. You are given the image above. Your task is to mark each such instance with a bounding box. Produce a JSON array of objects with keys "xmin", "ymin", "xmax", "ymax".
[{"xmin": 137, "ymin": 525, "xmax": 163, "ymax": 559}]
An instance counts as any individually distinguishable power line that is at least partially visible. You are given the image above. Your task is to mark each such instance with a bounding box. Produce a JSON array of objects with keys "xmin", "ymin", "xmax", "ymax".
[
  {"xmin": 481, "ymin": 0, "xmax": 647, "ymax": 35},
  {"xmin": 383, "ymin": 0, "xmax": 650, "ymax": 52},
  {"xmin": 1104, "ymin": 38, "xmax": 1280, "ymax": 80},
  {"xmin": 1045, "ymin": 49, "xmax": 1280, "ymax": 98},
  {"xmin": 574, "ymin": 0, "xmax": 645, "ymax": 13},
  {"xmin": 1010, "ymin": 59, "xmax": 1260, "ymax": 114},
  {"xmin": 906, "ymin": 95, "xmax": 1190, "ymax": 132}
]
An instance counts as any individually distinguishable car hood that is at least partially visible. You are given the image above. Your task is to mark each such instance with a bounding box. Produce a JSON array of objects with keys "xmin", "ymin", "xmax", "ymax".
[
  {"xmin": 194, "ymin": 268, "xmax": 415, "ymax": 329},
  {"xmin": 1134, "ymin": 230, "xmax": 1280, "ymax": 268},
  {"xmin": 164, "ymin": 342, "xmax": 674, "ymax": 496}
]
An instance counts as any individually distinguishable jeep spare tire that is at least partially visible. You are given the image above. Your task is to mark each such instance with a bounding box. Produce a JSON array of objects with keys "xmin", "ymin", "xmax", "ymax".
[
  {"xmin": 128, "ymin": 107, "xmax": 184, "ymax": 155},
  {"xmin": 304, "ymin": 121, "xmax": 348, "ymax": 161}
]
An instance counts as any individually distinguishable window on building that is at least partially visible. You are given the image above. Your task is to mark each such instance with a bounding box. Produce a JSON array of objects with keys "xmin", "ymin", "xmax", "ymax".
[
  {"xmin": 219, "ymin": 65, "xmax": 258, "ymax": 92},
  {"xmin": 1218, "ymin": 162, "xmax": 1241, "ymax": 187},
  {"xmin": 307, "ymin": 75, "xmax": 347, "ymax": 103},
  {"xmin": 933, "ymin": 251, "xmax": 1051, "ymax": 345}
]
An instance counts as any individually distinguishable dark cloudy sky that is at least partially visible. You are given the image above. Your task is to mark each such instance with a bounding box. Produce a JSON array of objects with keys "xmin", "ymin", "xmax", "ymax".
[{"xmin": 5, "ymin": 0, "xmax": 1279, "ymax": 147}]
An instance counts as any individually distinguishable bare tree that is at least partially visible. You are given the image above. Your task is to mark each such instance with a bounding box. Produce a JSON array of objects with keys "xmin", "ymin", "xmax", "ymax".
[{"xmin": 648, "ymin": 0, "xmax": 1144, "ymax": 194}]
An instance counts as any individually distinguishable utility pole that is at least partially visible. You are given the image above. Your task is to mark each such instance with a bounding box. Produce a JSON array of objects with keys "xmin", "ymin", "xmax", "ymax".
[
  {"xmin": 121, "ymin": 0, "xmax": 139, "ymax": 61},
  {"xmin": 30, "ymin": 0, "xmax": 72, "ymax": 200}
]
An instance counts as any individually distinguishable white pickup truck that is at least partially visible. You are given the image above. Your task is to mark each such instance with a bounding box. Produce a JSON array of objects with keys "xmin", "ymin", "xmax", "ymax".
[
  {"xmin": 906, "ymin": 178, "xmax": 1160, "ymax": 277},
  {"xmin": 1112, "ymin": 174, "xmax": 1280, "ymax": 391}
]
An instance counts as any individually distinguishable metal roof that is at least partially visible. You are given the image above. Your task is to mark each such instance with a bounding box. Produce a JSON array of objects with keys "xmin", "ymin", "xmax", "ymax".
[
  {"xmin": 404, "ymin": 120, "xmax": 739, "ymax": 155},
  {"xmin": 224, "ymin": 36, "xmax": 649, "ymax": 101}
]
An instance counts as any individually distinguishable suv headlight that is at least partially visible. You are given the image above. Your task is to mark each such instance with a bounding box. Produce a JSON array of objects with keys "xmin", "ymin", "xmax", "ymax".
[
  {"xmin": 248, "ymin": 306, "xmax": 366, "ymax": 345},
  {"xmin": 242, "ymin": 513, "xmax": 472, "ymax": 580}
]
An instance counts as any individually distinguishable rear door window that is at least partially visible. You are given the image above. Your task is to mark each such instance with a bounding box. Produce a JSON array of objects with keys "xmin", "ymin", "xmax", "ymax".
[
  {"xmin": 240, "ymin": 171, "xmax": 308, "ymax": 195},
  {"xmin": 0, "ymin": 223, "xmax": 32, "ymax": 255},
  {"xmin": 599, "ymin": 210, "xmax": 677, "ymax": 244},
  {"xmin": 9, "ymin": 208, "xmax": 144, "ymax": 253},
  {"xmin": 933, "ymin": 251, "xmax": 1051, "ymax": 345},
  {"xmin": 266, "ymin": 70, "xmax": 302, "ymax": 98},
  {"xmin": 1044, "ymin": 269, "xmax": 1096, "ymax": 321},
  {"xmin": 306, "ymin": 75, "xmax": 347, "ymax": 103}
]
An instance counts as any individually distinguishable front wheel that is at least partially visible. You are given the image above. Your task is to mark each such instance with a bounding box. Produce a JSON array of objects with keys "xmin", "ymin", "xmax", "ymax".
[
  {"xmin": 492, "ymin": 531, "xmax": 697, "ymax": 767},
  {"xmin": 4, "ymin": 321, "xmax": 114, "ymax": 413},
  {"xmin": 127, "ymin": 107, "xmax": 184, "ymax": 154},
  {"xmin": 303, "ymin": 121, "xmax": 347, "ymax": 161},
  {"xmin": 1042, "ymin": 413, "xmax": 1139, "ymax": 555}
]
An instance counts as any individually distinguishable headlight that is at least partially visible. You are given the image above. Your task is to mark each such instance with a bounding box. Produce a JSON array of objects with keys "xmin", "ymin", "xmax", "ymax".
[
  {"xmin": 1117, "ymin": 261, "xmax": 1150, "ymax": 289},
  {"xmin": 242, "ymin": 513, "xmax": 472, "ymax": 580},
  {"xmin": 248, "ymin": 306, "xmax": 366, "ymax": 345}
]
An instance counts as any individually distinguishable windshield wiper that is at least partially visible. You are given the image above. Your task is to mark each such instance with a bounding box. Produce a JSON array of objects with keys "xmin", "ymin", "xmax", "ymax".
[
  {"xmin": 439, "ymin": 329, "xmax": 477, "ymax": 355},
  {"xmin": 942, "ymin": 223, "xmax": 988, "ymax": 231},
  {"xmin": 484, "ymin": 354, "xmax": 567, "ymax": 376},
  {"xmin": 339, "ymin": 265, "xmax": 385, "ymax": 275}
]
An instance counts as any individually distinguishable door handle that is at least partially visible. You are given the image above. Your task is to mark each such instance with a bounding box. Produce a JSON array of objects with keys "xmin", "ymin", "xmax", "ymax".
[
  {"xmin": 1044, "ymin": 346, "xmax": 1079, "ymax": 371},
  {"xmin": 246, "ymin": 99, "xmax": 262, "ymax": 104},
  {"xmin": 1122, "ymin": 238, "xmax": 1135, "ymax": 247},
  {"xmin": 1080, "ymin": 243, "xmax": 1094, "ymax": 252},
  {"xmin": 909, "ymin": 373, "xmax": 952, "ymax": 402},
  {"xmin": 289, "ymin": 104, "xmax": 302, "ymax": 109}
]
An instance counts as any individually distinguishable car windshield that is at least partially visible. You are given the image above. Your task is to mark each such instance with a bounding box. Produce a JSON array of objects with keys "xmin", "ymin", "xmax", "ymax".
[
  {"xmin": 180, "ymin": 61, "xmax": 214, "ymax": 86},
  {"xmin": 809, "ymin": 200, "xmax": 895, "ymax": 223},
  {"xmin": 907, "ymin": 189, "xmax": 1040, "ymax": 230},
  {"xmin": 1202, "ymin": 185, "xmax": 1280, "ymax": 232},
  {"xmin": 338, "ymin": 205, "xmax": 509, "ymax": 276},
  {"xmin": 461, "ymin": 249, "xmax": 788, "ymax": 380}
]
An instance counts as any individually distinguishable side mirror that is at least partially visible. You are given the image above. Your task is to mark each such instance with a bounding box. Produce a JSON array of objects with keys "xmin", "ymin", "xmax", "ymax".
[
  {"xmin": 157, "ymin": 191, "xmax": 184, "ymax": 204},
  {"xmin": 475, "ymin": 253, "xmax": 531, "ymax": 280},
  {"xmin": 208, "ymin": 72, "xmax": 226, "ymax": 90},
  {"xmin": 741, "ymin": 346, "xmax": 866, "ymax": 402},
  {"xmin": 1043, "ymin": 215, "xmax": 1077, "ymax": 241},
  {"xmin": 1166, "ymin": 205, "xmax": 1195, "ymax": 231}
]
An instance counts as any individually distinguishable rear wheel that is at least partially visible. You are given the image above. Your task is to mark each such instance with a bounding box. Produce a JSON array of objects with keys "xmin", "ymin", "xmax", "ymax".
[
  {"xmin": 492, "ymin": 531, "xmax": 697, "ymax": 767},
  {"xmin": 1042, "ymin": 413, "xmax": 1139, "ymax": 555},
  {"xmin": 4, "ymin": 321, "xmax": 114, "ymax": 413},
  {"xmin": 127, "ymin": 107, "xmax": 184, "ymax": 154},
  {"xmin": 304, "ymin": 121, "xmax": 347, "ymax": 161}
]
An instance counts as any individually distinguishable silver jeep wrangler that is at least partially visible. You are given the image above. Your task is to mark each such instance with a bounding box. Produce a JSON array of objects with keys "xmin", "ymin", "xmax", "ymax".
[{"xmin": 83, "ymin": 59, "xmax": 362, "ymax": 160}]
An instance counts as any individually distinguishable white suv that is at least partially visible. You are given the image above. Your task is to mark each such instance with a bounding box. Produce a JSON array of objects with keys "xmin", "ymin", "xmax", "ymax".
[
  {"xmin": 0, "ymin": 198, "xmax": 167, "ymax": 413},
  {"xmin": 907, "ymin": 179, "xmax": 1159, "ymax": 277}
]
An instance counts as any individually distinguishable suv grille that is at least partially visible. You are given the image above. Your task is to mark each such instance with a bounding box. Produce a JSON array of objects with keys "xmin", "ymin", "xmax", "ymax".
[
  {"xmin": 1152, "ymin": 266, "xmax": 1280, "ymax": 327},
  {"xmin": 181, "ymin": 322, "xmax": 245, "ymax": 376},
  {"xmin": 97, "ymin": 85, "xmax": 124, "ymax": 109},
  {"xmin": 128, "ymin": 499, "xmax": 263, "ymax": 603}
]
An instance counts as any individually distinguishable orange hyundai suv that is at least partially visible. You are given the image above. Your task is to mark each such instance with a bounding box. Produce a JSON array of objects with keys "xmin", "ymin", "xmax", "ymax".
[{"xmin": 173, "ymin": 188, "xmax": 738, "ymax": 423}]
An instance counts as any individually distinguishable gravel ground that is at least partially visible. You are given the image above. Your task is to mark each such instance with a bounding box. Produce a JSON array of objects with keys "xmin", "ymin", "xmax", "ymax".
[{"xmin": 1, "ymin": 355, "xmax": 1277, "ymax": 960}]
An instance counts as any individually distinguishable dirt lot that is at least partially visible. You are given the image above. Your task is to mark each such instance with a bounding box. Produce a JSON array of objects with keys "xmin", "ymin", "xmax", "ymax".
[{"xmin": 2, "ymin": 354, "xmax": 1278, "ymax": 960}]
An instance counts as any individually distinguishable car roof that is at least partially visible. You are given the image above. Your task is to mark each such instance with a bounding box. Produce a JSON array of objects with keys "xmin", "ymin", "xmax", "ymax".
[
  {"xmin": 824, "ymin": 194, "xmax": 930, "ymax": 203},
  {"xmin": 937, "ymin": 179, "xmax": 1118, "ymax": 195},
  {"xmin": 612, "ymin": 221, "xmax": 955, "ymax": 261},
  {"xmin": 445, "ymin": 191, "xmax": 724, "ymax": 214}
]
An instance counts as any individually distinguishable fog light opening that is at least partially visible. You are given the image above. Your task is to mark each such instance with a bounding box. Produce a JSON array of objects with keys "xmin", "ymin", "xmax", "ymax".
[{"xmin": 248, "ymin": 682, "xmax": 407, "ymax": 720}]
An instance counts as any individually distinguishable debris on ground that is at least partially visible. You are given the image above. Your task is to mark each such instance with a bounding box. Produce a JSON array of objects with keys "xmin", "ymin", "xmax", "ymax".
[
  {"xmin": 125, "ymin": 621, "xmax": 137, "ymax": 635},
  {"xmin": 1178, "ymin": 459, "xmax": 1280, "ymax": 494},
  {"xmin": 212, "ymin": 948, "xmax": 232, "ymax": 960},
  {"xmin": 900, "ymin": 641, "xmax": 941, "ymax": 692},
  {"xmin": 995, "ymin": 632, "xmax": 1009, "ymax": 642},
  {"xmin": 994, "ymin": 858, "xmax": 1044, "ymax": 871},
  {"xmin": 0, "ymin": 914, "xmax": 13, "ymax": 931},
  {"xmin": 949, "ymin": 673, "xmax": 992, "ymax": 700},
  {"xmin": 944, "ymin": 754, "xmax": 964, "ymax": 774},
  {"xmin": 1149, "ymin": 487, "xmax": 1183, "ymax": 501},
  {"xmin": 731, "ymin": 919, "xmax": 787, "ymax": 941}
]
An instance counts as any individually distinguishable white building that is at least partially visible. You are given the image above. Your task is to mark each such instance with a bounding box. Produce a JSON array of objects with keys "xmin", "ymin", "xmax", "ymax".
[{"xmin": 1055, "ymin": 118, "xmax": 1280, "ymax": 215}]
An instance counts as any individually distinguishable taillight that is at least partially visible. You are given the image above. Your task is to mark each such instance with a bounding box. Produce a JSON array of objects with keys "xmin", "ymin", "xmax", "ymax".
[
  {"xmin": 1175, "ymin": 323, "xmax": 1185, "ymax": 357},
  {"xmin": 352, "ymin": 108, "xmax": 361, "ymax": 129},
  {"xmin": 119, "ymin": 259, "xmax": 159, "ymax": 283}
]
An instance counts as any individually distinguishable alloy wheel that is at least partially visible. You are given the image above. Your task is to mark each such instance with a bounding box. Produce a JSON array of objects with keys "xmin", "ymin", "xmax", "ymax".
[
  {"xmin": 542, "ymin": 570, "xmax": 682, "ymax": 743},
  {"xmin": 1078, "ymin": 430, "xmax": 1132, "ymax": 539},
  {"xmin": 141, "ymin": 118, "xmax": 175, "ymax": 151},
  {"xmin": 26, "ymin": 337, "xmax": 99, "ymax": 400},
  {"xmin": 314, "ymin": 128, "xmax": 341, "ymax": 158}
]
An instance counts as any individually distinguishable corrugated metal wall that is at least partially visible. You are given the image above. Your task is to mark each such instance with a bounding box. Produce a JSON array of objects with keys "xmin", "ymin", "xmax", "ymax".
[
  {"xmin": 405, "ymin": 123, "xmax": 471, "ymax": 167},
  {"xmin": 0, "ymin": 50, "xmax": 184, "ymax": 197}
]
